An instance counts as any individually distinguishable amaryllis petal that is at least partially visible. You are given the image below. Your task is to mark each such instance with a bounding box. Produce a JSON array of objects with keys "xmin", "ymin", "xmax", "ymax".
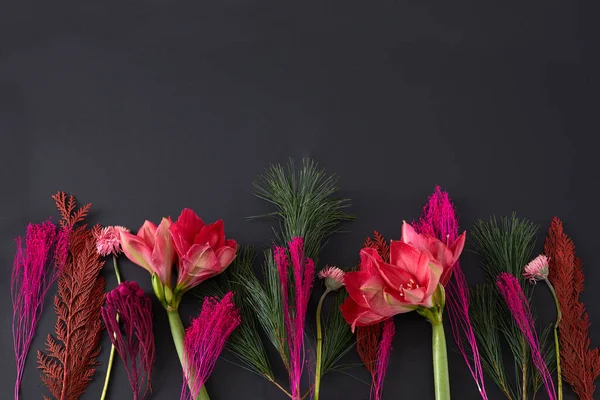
[
  {"xmin": 340, "ymin": 296, "xmax": 388, "ymax": 332},
  {"xmin": 359, "ymin": 247, "xmax": 384, "ymax": 274},
  {"xmin": 184, "ymin": 244, "xmax": 219, "ymax": 274},
  {"xmin": 215, "ymin": 246, "xmax": 236, "ymax": 270},
  {"xmin": 120, "ymin": 231, "xmax": 154, "ymax": 274},
  {"xmin": 137, "ymin": 221, "xmax": 158, "ymax": 248},
  {"xmin": 170, "ymin": 209, "xmax": 205, "ymax": 257},
  {"xmin": 389, "ymin": 241, "xmax": 430, "ymax": 285},
  {"xmin": 344, "ymin": 271, "xmax": 379, "ymax": 308},
  {"xmin": 194, "ymin": 220, "xmax": 225, "ymax": 248},
  {"xmin": 151, "ymin": 218, "xmax": 175, "ymax": 285}
]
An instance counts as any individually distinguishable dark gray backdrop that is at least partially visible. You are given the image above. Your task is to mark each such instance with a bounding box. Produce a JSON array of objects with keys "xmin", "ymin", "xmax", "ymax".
[{"xmin": 1, "ymin": 1, "xmax": 598, "ymax": 399}]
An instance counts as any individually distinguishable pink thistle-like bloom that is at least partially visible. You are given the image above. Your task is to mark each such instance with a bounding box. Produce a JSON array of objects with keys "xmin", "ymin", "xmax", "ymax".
[
  {"xmin": 95, "ymin": 226, "xmax": 130, "ymax": 257},
  {"xmin": 523, "ymin": 255, "xmax": 550, "ymax": 283},
  {"xmin": 318, "ymin": 266, "xmax": 345, "ymax": 291},
  {"xmin": 102, "ymin": 281, "xmax": 155, "ymax": 400},
  {"xmin": 181, "ymin": 292, "xmax": 241, "ymax": 400}
]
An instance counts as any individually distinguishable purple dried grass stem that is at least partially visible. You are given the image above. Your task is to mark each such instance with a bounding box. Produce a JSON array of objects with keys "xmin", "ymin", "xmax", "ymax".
[
  {"xmin": 275, "ymin": 237, "xmax": 316, "ymax": 400},
  {"xmin": 101, "ymin": 281, "xmax": 155, "ymax": 400},
  {"xmin": 180, "ymin": 292, "xmax": 241, "ymax": 400},
  {"xmin": 371, "ymin": 319, "xmax": 395, "ymax": 400},
  {"xmin": 413, "ymin": 186, "xmax": 487, "ymax": 399},
  {"xmin": 496, "ymin": 273, "xmax": 557, "ymax": 400},
  {"xmin": 11, "ymin": 220, "xmax": 69, "ymax": 400}
]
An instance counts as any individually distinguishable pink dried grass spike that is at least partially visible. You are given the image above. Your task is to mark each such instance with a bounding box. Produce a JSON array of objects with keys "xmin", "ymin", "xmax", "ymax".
[
  {"xmin": 497, "ymin": 273, "xmax": 557, "ymax": 400},
  {"xmin": 371, "ymin": 319, "xmax": 395, "ymax": 400},
  {"xmin": 11, "ymin": 220, "xmax": 69, "ymax": 400},
  {"xmin": 413, "ymin": 186, "xmax": 487, "ymax": 399},
  {"xmin": 181, "ymin": 292, "xmax": 241, "ymax": 400},
  {"xmin": 101, "ymin": 281, "xmax": 155, "ymax": 400},
  {"xmin": 275, "ymin": 237, "xmax": 316, "ymax": 400}
]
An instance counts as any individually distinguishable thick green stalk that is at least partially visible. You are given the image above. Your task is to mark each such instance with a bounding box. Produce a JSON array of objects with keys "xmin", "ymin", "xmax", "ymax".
[
  {"xmin": 431, "ymin": 320, "xmax": 450, "ymax": 400},
  {"xmin": 167, "ymin": 308, "xmax": 210, "ymax": 400},
  {"xmin": 545, "ymin": 278, "xmax": 563, "ymax": 400},
  {"xmin": 100, "ymin": 255, "xmax": 122, "ymax": 400},
  {"xmin": 314, "ymin": 288, "xmax": 331, "ymax": 400}
]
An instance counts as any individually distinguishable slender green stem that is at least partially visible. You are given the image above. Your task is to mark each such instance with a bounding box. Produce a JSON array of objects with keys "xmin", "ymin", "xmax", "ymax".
[
  {"xmin": 521, "ymin": 337, "xmax": 527, "ymax": 400},
  {"xmin": 167, "ymin": 308, "xmax": 210, "ymax": 400},
  {"xmin": 314, "ymin": 288, "xmax": 331, "ymax": 400},
  {"xmin": 431, "ymin": 320, "xmax": 451, "ymax": 400},
  {"xmin": 545, "ymin": 278, "xmax": 563, "ymax": 400},
  {"xmin": 100, "ymin": 255, "xmax": 123, "ymax": 400}
]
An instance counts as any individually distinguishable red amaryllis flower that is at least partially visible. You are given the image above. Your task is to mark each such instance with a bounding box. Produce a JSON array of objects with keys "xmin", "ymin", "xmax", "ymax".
[
  {"xmin": 341, "ymin": 241, "xmax": 442, "ymax": 331},
  {"xmin": 401, "ymin": 221, "xmax": 466, "ymax": 285},
  {"xmin": 120, "ymin": 218, "xmax": 176, "ymax": 287},
  {"xmin": 169, "ymin": 209, "xmax": 237, "ymax": 293}
]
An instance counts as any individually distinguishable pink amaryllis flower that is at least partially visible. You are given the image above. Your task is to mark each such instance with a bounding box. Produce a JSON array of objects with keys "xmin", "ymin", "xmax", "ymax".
[
  {"xmin": 169, "ymin": 209, "xmax": 237, "ymax": 293},
  {"xmin": 340, "ymin": 241, "xmax": 443, "ymax": 331},
  {"xmin": 181, "ymin": 292, "xmax": 241, "ymax": 400},
  {"xmin": 120, "ymin": 218, "xmax": 176, "ymax": 288},
  {"xmin": 95, "ymin": 226, "xmax": 130, "ymax": 257},
  {"xmin": 101, "ymin": 281, "xmax": 155, "ymax": 400},
  {"xmin": 12, "ymin": 220, "xmax": 69, "ymax": 400}
]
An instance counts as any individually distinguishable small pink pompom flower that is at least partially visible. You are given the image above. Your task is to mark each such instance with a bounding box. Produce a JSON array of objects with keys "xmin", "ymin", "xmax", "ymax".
[
  {"xmin": 318, "ymin": 266, "xmax": 345, "ymax": 291},
  {"xmin": 95, "ymin": 226, "xmax": 130, "ymax": 256},
  {"xmin": 524, "ymin": 254, "xmax": 550, "ymax": 283}
]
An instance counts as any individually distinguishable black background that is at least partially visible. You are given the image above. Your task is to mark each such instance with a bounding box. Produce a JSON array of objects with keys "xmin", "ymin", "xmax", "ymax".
[{"xmin": 1, "ymin": 1, "xmax": 599, "ymax": 399}]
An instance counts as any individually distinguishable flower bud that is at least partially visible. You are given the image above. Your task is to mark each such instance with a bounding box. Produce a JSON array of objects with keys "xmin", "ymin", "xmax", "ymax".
[{"xmin": 151, "ymin": 273, "xmax": 165, "ymax": 303}]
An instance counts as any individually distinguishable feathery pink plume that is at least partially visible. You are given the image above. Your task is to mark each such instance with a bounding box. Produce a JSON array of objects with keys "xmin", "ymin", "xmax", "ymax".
[
  {"xmin": 497, "ymin": 272, "xmax": 557, "ymax": 400},
  {"xmin": 180, "ymin": 292, "xmax": 241, "ymax": 400},
  {"xmin": 102, "ymin": 281, "xmax": 155, "ymax": 400},
  {"xmin": 275, "ymin": 237, "xmax": 316, "ymax": 400},
  {"xmin": 413, "ymin": 186, "xmax": 487, "ymax": 399},
  {"xmin": 95, "ymin": 226, "xmax": 130, "ymax": 257},
  {"xmin": 11, "ymin": 220, "xmax": 69, "ymax": 400},
  {"xmin": 371, "ymin": 319, "xmax": 395, "ymax": 400}
]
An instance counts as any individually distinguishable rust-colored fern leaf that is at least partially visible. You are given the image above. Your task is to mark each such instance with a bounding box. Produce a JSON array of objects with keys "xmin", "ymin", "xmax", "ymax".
[
  {"xmin": 545, "ymin": 217, "xmax": 600, "ymax": 400},
  {"xmin": 37, "ymin": 194, "xmax": 105, "ymax": 400},
  {"xmin": 363, "ymin": 231, "xmax": 390, "ymax": 262},
  {"xmin": 52, "ymin": 191, "xmax": 91, "ymax": 229},
  {"xmin": 356, "ymin": 231, "xmax": 390, "ymax": 378},
  {"xmin": 356, "ymin": 323, "xmax": 381, "ymax": 376}
]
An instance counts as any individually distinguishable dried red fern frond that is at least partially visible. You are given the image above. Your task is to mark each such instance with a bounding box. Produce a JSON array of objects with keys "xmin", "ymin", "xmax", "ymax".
[
  {"xmin": 363, "ymin": 231, "xmax": 390, "ymax": 262},
  {"xmin": 52, "ymin": 192, "xmax": 91, "ymax": 229},
  {"xmin": 37, "ymin": 194, "xmax": 105, "ymax": 400},
  {"xmin": 545, "ymin": 217, "xmax": 600, "ymax": 400},
  {"xmin": 357, "ymin": 231, "xmax": 393, "ymax": 398}
]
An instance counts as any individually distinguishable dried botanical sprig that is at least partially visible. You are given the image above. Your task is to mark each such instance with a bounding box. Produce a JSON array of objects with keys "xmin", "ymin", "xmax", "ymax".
[
  {"xmin": 101, "ymin": 281, "xmax": 155, "ymax": 400},
  {"xmin": 545, "ymin": 217, "xmax": 600, "ymax": 399},
  {"xmin": 371, "ymin": 319, "xmax": 395, "ymax": 400},
  {"xmin": 181, "ymin": 292, "xmax": 241, "ymax": 400},
  {"xmin": 12, "ymin": 220, "xmax": 69, "ymax": 399},
  {"xmin": 37, "ymin": 192, "xmax": 105, "ymax": 400},
  {"xmin": 413, "ymin": 186, "xmax": 487, "ymax": 398},
  {"xmin": 275, "ymin": 237, "xmax": 316, "ymax": 400},
  {"xmin": 497, "ymin": 273, "xmax": 556, "ymax": 400}
]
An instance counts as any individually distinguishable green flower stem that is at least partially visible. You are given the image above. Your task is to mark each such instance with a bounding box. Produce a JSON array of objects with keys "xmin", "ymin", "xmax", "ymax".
[
  {"xmin": 431, "ymin": 319, "xmax": 450, "ymax": 400},
  {"xmin": 167, "ymin": 307, "xmax": 210, "ymax": 400},
  {"xmin": 314, "ymin": 288, "xmax": 332, "ymax": 400},
  {"xmin": 545, "ymin": 278, "xmax": 563, "ymax": 400},
  {"xmin": 100, "ymin": 255, "xmax": 122, "ymax": 400}
]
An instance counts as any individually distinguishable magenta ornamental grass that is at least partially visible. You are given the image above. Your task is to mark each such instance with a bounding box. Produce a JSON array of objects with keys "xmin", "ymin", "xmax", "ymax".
[
  {"xmin": 413, "ymin": 186, "xmax": 487, "ymax": 399},
  {"xmin": 181, "ymin": 292, "xmax": 241, "ymax": 400},
  {"xmin": 102, "ymin": 281, "xmax": 155, "ymax": 400},
  {"xmin": 371, "ymin": 319, "xmax": 395, "ymax": 400},
  {"xmin": 497, "ymin": 272, "xmax": 557, "ymax": 400},
  {"xmin": 11, "ymin": 220, "xmax": 69, "ymax": 400},
  {"xmin": 275, "ymin": 237, "xmax": 316, "ymax": 400}
]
